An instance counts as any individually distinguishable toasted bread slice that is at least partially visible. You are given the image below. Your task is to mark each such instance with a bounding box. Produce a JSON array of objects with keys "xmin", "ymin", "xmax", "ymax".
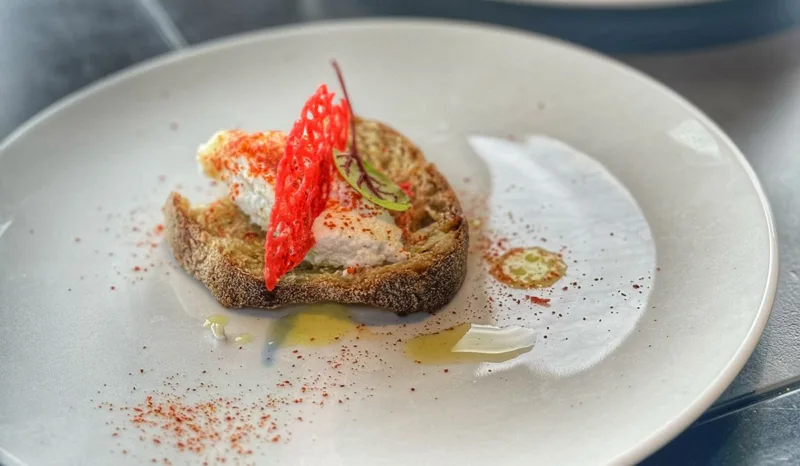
[{"xmin": 163, "ymin": 117, "xmax": 467, "ymax": 315}]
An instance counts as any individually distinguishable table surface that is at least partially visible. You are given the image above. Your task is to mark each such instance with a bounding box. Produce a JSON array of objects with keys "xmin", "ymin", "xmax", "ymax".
[{"xmin": 1, "ymin": 1, "xmax": 799, "ymax": 464}]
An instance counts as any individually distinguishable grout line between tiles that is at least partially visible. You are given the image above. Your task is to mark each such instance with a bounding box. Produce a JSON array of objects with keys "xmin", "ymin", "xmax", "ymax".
[{"xmin": 137, "ymin": 0, "xmax": 188, "ymax": 50}]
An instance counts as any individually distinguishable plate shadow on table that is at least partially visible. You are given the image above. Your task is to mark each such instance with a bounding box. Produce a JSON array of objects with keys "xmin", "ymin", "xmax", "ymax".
[{"xmin": 641, "ymin": 377, "xmax": 800, "ymax": 465}]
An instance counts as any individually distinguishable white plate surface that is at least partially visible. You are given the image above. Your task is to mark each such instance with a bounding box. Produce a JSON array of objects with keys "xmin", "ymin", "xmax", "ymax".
[{"xmin": 0, "ymin": 20, "xmax": 776, "ymax": 466}]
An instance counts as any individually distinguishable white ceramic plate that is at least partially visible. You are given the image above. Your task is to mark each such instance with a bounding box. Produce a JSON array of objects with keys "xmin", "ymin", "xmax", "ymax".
[{"xmin": 0, "ymin": 20, "xmax": 776, "ymax": 466}]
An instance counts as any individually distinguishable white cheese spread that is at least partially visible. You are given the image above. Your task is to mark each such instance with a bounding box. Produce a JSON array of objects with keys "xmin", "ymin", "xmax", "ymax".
[{"xmin": 198, "ymin": 130, "xmax": 408, "ymax": 269}]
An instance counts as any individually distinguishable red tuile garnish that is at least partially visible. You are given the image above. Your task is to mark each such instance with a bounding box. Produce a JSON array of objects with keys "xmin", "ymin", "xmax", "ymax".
[{"xmin": 263, "ymin": 84, "xmax": 349, "ymax": 290}]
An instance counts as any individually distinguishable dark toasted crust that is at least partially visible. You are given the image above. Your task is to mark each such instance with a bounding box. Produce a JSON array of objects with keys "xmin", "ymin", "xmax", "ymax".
[{"xmin": 163, "ymin": 118, "xmax": 468, "ymax": 315}]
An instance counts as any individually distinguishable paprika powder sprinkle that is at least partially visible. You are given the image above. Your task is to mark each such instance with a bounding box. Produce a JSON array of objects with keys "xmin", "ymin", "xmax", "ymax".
[{"xmin": 527, "ymin": 296, "xmax": 551, "ymax": 307}]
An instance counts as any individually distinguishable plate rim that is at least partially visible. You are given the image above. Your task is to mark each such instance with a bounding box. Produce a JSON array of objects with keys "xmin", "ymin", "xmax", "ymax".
[{"xmin": 0, "ymin": 18, "xmax": 779, "ymax": 464}]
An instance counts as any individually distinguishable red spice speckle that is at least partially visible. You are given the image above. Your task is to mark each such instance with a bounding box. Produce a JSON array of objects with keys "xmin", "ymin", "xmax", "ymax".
[
  {"xmin": 526, "ymin": 296, "xmax": 551, "ymax": 307},
  {"xmin": 397, "ymin": 181, "xmax": 414, "ymax": 198}
]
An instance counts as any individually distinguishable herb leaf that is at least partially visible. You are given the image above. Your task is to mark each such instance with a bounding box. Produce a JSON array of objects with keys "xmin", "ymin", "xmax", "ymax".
[
  {"xmin": 333, "ymin": 151, "xmax": 411, "ymax": 211},
  {"xmin": 331, "ymin": 60, "xmax": 411, "ymax": 212}
]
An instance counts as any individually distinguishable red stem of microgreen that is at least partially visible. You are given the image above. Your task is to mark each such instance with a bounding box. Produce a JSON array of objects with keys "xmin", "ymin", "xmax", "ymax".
[{"xmin": 331, "ymin": 60, "xmax": 392, "ymax": 199}]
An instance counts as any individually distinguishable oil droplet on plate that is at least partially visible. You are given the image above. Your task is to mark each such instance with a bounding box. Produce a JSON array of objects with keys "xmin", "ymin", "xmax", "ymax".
[
  {"xmin": 269, "ymin": 304, "xmax": 364, "ymax": 347},
  {"xmin": 203, "ymin": 314, "xmax": 229, "ymax": 327},
  {"xmin": 490, "ymin": 247, "xmax": 566, "ymax": 289},
  {"xmin": 234, "ymin": 333, "xmax": 255, "ymax": 344},
  {"xmin": 203, "ymin": 314, "xmax": 229, "ymax": 340},
  {"xmin": 405, "ymin": 323, "xmax": 533, "ymax": 365}
]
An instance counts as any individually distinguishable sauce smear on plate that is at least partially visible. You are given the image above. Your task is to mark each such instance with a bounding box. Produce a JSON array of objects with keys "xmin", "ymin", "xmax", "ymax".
[{"xmin": 490, "ymin": 247, "xmax": 566, "ymax": 289}]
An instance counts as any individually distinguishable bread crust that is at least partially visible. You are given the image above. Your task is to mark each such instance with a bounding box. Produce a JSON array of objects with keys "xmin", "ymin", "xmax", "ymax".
[{"xmin": 163, "ymin": 118, "xmax": 467, "ymax": 315}]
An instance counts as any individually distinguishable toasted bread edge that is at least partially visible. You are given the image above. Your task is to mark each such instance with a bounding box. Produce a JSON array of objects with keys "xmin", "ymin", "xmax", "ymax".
[{"xmin": 164, "ymin": 195, "xmax": 468, "ymax": 316}]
